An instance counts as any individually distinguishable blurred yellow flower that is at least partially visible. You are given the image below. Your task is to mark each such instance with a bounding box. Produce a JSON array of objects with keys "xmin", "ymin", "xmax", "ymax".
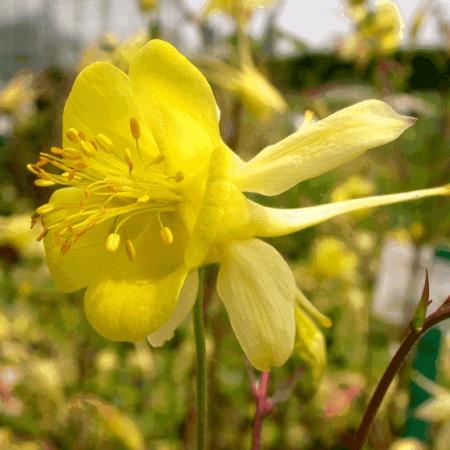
[
  {"xmin": 342, "ymin": 0, "xmax": 404, "ymax": 63},
  {"xmin": 0, "ymin": 72, "xmax": 36, "ymax": 115},
  {"xmin": 311, "ymin": 236, "xmax": 358, "ymax": 280},
  {"xmin": 30, "ymin": 40, "xmax": 449, "ymax": 370},
  {"xmin": 79, "ymin": 32, "xmax": 148, "ymax": 73},
  {"xmin": 389, "ymin": 438, "xmax": 426, "ymax": 450},
  {"xmin": 414, "ymin": 373, "xmax": 450, "ymax": 422},
  {"xmin": 0, "ymin": 213, "xmax": 44, "ymax": 258},
  {"xmin": 139, "ymin": 0, "xmax": 158, "ymax": 11},
  {"xmin": 331, "ymin": 175, "xmax": 375, "ymax": 219},
  {"xmin": 204, "ymin": 0, "xmax": 274, "ymax": 21},
  {"xmin": 206, "ymin": 59, "xmax": 286, "ymax": 120}
]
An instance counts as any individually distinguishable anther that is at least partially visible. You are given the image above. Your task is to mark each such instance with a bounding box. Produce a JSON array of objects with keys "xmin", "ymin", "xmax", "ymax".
[
  {"xmin": 152, "ymin": 153, "xmax": 166, "ymax": 164},
  {"xmin": 61, "ymin": 240, "xmax": 71, "ymax": 255},
  {"xmin": 78, "ymin": 131, "xmax": 86, "ymax": 141},
  {"xmin": 36, "ymin": 203, "xmax": 54, "ymax": 215},
  {"xmin": 63, "ymin": 147, "xmax": 82, "ymax": 159},
  {"xmin": 105, "ymin": 233, "xmax": 121, "ymax": 252},
  {"xmin": 174, "ymin": 171, "xmax": 185, "ymax": 183},
  {"xmin": 30, "ymin": 214, "xmax": 40, "ymax": 228},
  {"xmin": 137, "ymin": 195, "xmax": 150, "ymax": 203},
  {"xmin": 168, "ymin": 171, "xmax": 185, "ymax": 183},
  {"xmin": 27, "ymin": 164, "xmax": 39, "ymax": 175},
  {"xmin": 80, "ymin": 140, "xmax": 96, "ymax": 157},
  {"xmin": 96, "ymin": 134, "xmax": 113, "ymax": 152},
  {"xmin": 129, "ymin": 117, "xmax": 141, "ymax": 141},
  {"xmin": 66, "ymin": 128, "xmax": 81, "ymax": 143},
  {"xmin": 124, "ymin": 148, "xmax": 133, "ymax": 172},
  {"xmin": 125, "ymin": 239, "xmax": 136, "ymax": 260},
  {"xmin": 36, "ymin": 158, "xmax": 50, "ymax": 167},
  {"xmin": 35, "ymin": 179, "xmax": 56, "ymax": 187},
  {"xmin": 36, "ymin": 228, "xmax": 48, "ymax": 241},
  {"xmin": 51, "ymin": 146, "xmax": 64, "ymax": 155},
  {"xmin": 160, "ymin": 227, "xmax": 174, "ymax": 246}
]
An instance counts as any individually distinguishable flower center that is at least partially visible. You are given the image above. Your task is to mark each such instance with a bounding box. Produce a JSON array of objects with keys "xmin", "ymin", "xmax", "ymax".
[{"xmin": 30, "ymin": 118, "xmax": 185, "ymax": 258}]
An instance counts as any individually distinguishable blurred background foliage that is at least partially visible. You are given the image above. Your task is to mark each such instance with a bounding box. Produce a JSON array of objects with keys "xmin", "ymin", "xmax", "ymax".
[{"xmin": 0, "ymin": 0, "xmax": 449, "ymax": 449}]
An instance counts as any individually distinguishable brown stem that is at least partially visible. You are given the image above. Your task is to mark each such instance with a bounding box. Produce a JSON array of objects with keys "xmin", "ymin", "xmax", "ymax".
[
  {"xmin": 350, "ymin": 297, "xmax": 450, "ymax": 450},
  {"xmin": 251, "ymin": 371, "xmax": 272, "ymax": 450}
]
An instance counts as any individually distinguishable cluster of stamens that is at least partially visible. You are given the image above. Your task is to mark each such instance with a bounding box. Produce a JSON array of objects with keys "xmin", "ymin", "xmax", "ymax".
[{"xmin": 30, "ymin": 117, "xmax": 185, "ymax": 260}]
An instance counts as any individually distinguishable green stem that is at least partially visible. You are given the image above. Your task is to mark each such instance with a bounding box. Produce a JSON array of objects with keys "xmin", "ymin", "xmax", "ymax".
[{"xmin": 193, "ymin": 269, "xmax": 207, "ymax": 450}]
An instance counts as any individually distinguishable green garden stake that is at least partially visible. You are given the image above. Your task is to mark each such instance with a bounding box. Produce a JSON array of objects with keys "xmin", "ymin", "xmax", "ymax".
[{"xmin": 404, "ymin": 246, "xmax": 450, "ymax": 443}]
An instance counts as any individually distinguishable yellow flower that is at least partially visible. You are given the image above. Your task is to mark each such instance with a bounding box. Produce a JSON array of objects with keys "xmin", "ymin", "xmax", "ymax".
[
  {"xmin": 0, "ymin": 72, "xmax": 35, "ymax": 115},
  {"xmin": 139, "ymin": 0, "xmax": 158, "ymax": 12},
  {"xmin": 79, "ymin": 32, "xmax": 148, "ymax": 73},
  {"xmin": 0, "ymin": 213, "xmax": 43, "ymax": 258},
  {"xmin": 414, "ymin": 373, "xmax": 450, "ymax": 422},
  {"xmin": 204, "ymin": 0, "xmax": 274, "ymax": 21},
  {"xmin": 389, "ymin": 438, "xmax": 426, "ymax": 450},
  {"xmin": 205, "ymin": 59, "xmax": 286, "ymax": 120},
  {"xmin": 342, "ymin": 0, "xmax": 404, "ymax": 62},
  {"xmin": 311, "ymin": 237, "xmax": 358, "ymax": 280},
  {"xmin": 331, "ymin": 175, "xmax": 375, "ymax": 219},
  {"xmin": 30, "ymin": 40, "xmax": 449, "ymax": 371}
]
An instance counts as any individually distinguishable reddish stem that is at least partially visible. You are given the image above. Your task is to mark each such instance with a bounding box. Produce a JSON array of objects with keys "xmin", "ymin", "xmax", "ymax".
[{"xmin": 251, "ymin": 371, "xmax": 272, "ymax": 450}]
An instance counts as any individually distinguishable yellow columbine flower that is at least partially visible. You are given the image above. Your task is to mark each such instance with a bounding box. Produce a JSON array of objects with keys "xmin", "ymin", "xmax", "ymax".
[
  {"xmin": 0, "ymin": 72, "xmax": 35, "ymax": 115},
  {"xmin": 414, "ymin": 373, "xmax": 450, "ymax": 422},
  {"xmin": 311, "ymin": 237, "xmax": 358, "ymax": 281},
  {"xmin": 342, "ymin": 0, "xmax": 404, "ymax": 62},
  {"xmin": 31, "ymin": 39, "xmax": 449, "ymax": 371},
  {"xmin": 204, "ymin": 0, "xmax": 274, "ymax": 22},
  {"xmin": 79, "ymin": 32, "xmax": 148, "ymax": 73},
  {"xmin": 205, "ymin": 59, "xmax": 286, "ymax": 120},
  {"xmin": 139, "ymin": 0, "xmax": 158, "ymax": 12}
]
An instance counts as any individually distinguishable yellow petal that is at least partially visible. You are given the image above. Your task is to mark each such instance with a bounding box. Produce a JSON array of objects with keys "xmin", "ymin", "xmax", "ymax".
[
  {"xmin": 183, "ymin": 144, "xmax": 234, "ymax": 269},
  {"xmin": 147, "ymin": 270, "xmax": 199, "ymax": 347},
  {"xmin": 63, "ymin": 61, "xmax": 159, "ymax": 162},
  {"xmin": 129, "ymin": 40, "xmax": 220, "ymax": 176},
  {"xmin": 235, "ymin": 100, "xmax": 415, "ymax": 196},
  {"xmin": 216, "ymin": 239, "xmax": 296, "ymax": 371},
  {"xmin": 85, "ymin": 265, "xmax": 189, "ymax": 342},
  {"xmin": 245, "ymin": 185, "xmax": 449, "ymax": 238}
]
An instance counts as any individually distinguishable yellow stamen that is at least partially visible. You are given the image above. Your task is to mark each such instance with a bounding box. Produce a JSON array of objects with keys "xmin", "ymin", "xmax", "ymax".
[
  {"xmin": 160, "ymin": 226, "xmax": 174, "ymax": 245},
  {"xmin": 152, "ymin": 153, "xmax": 166, "ymax": 164},
  {"xmin": 35, "ymin": 179, "xmax": 56, "ymax": 187},
  {"xmin": 125, "ymin": 239, "xmax": 136, "ymax": 260},
  {"xmin": 78, "ymin": 131, "xmax": 86, "ymax": 141},
  {"xmin": 61, "ymin": 240, "xmax": 71, "ymax": 255},
  {"xmin": 80, "ymin": 140, "xmax": 96, "ymax": 157},
  {"xmin": 129, "ymin": 117, "xmax": 141, "ymax": 140},
  {"xmin": 51, "ymin": 146, "xmax": 64, "ymax": 155},
  {"xmin": 124, "ymin": 148, "xmax": 133, "ymax": 172},
  {"xmin": 137, "ymin": 195, "xmax": 150, "ymax": 203},
  {"xmin": 174, "ymin": 171, "xmax": 185, "ymax": 183},
  {"xmin": 36, "ymin": 228, "xmax": 48, "ymax": 241},
  {"xmin": 27, "ymin": 164, "xmax": 39, "ymax": 175},
  {"xmin": 36, "ymin": 203, "xmax": 54, "ymax": 215},
  {"xmin": 63, "ymin": 147, "xmax": 82, "ymax": 159},
  {"xmin": 105, "ymin": 233, "xmax": 121, "ymax": 252},
  {"xmin": 96, "ymin": 133, "xmax": 113, "ymax": 152},
  {"xmin": 31, "ymin": 214, "xmax": 39, "ymax": 228},
  {"xmin": 66, "ymin": 128, "xmax": 81, "ymax": 143}
]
